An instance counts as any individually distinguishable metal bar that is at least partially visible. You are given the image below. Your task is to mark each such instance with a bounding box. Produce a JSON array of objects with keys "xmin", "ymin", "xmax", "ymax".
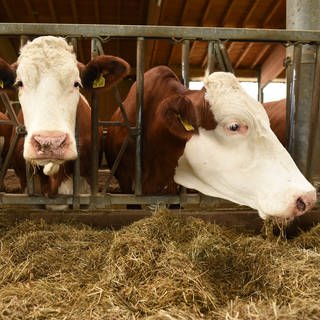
[
  {"xmin": 0, "ymin": 23, "xmax": 319, "ymax": 43},
  {"xmin": 214, "ymin": 42, "xmax": 226, "ymax": 71},
  {"xmin": 287, "ymin": 44, "xmax": 302, "ymax": 157},
  {"xmin": 135, "ymin": 37, "xmax": 144, "ymax": 195},
  {"xmin": 219, "ymin": 42, "xmax": 234, "ymax": 73},
  {"xmin": 72, "ymin": 112, "xmax": 80, "ymax": 209},
  {"xmin": 90, "ymin": 38, "xmax": 100, "ymax": 197},
  {"xmin": 207, "ymin": 41, "xmax": 215, "ymax": 74},
  {"xmin": 307, "ymin": 44, "xmax": 320, "ymax": 182},
  {"xmin": 181, "ymin": 39, "xmax": 190, "ymax": 87}
]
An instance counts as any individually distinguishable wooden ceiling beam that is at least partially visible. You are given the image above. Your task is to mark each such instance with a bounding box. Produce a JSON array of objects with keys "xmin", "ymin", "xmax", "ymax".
[
  {"xmin": 250, "ymin": 44, "xmax": 271, "ymax": 69},
  {"xmin": 145, "ymin": 0, "xmax": 162, "ymax": 70},
  {"xmin": 48, "ymin": 0, "xmax": 57, "ymax": 22},
  {"xmin": 24, "ymin": 0, "xmax": 39, "ymax": 22},
  {"xmin": 263, "ymin": 0, "xmax": 283, "ymax": 27},
  {"xmin": 1, "ymin": 0, "xmax": 14, "ymax": 20},
  {"xmin": 94, "ymin": 0, "xmax": 100, "ymax": 24},
  {"xmin": 242, "ymin": 0, "xmax": 261, "ymax": 26},
  {"xmin": 260, "ymin": 44, "xmax": 285, "ymax": 88},
  {"xmin": 234, "ymin": 42, "xmax": 254, "ymax": 69}
]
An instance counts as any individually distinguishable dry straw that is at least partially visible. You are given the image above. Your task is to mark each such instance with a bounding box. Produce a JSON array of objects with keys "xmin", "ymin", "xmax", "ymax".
[{"xmin": 0, "ymin": 209, "xmax": 319, "ymax": 319}]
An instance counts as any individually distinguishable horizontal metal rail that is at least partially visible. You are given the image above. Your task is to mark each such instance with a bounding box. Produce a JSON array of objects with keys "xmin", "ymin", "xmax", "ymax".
[{"xmin": 0, "ymin": 23, "xmax": 319, "ymax": 43}]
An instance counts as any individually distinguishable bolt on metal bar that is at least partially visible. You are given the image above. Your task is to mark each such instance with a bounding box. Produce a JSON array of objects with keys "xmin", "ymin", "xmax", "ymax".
[{"xmin": 135, "ymin": 37, "xmax": 144, "ymax": 196}]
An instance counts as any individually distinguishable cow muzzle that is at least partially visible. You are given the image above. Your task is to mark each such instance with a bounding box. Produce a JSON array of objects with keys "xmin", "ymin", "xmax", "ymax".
[
  {"xmin": 27, "ymin": 131, "xmax": 77, "ymax": 161},
  {"xmin": 293, "ymin": 190, "xmax": 317, "ymax": 217}
]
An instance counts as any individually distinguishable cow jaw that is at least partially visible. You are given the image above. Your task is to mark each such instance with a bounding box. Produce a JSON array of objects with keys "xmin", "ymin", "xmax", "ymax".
[{"xmin": 174, "ymin": 71, "xmax": 316, "ymax": 220}]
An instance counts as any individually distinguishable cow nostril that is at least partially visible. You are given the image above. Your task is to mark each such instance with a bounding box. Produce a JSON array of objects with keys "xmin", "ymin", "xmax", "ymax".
[{"xmin": 296, "ymin": 197, "xmax": 306, "ymax": 212}]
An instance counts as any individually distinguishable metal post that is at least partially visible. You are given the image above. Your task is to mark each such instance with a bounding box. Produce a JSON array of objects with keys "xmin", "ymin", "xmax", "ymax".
[
  {"xmin": 135, "ymin": 37, "xmax": 144, "ymax": 195},
  {"xmin": 307, "ymin": 44, "xmax": 320, "ymax": 183},
  {"xmin": 287, "ymin": 0, "xmax": 320, "ymax": 177},
  {"xmin": 207, "ymin": 41, "xmax": 215, "ymax": 74},
  {"xmin": 182, "ymin": 40, "xmax": 190, "ymax": 87},
  {"xmin": 90, "ymin": 38, "xmax": 100, "ymax": 198},
  {"xmin": 287, "ymin": 43, "xmax": 302, "ymax": 156}
]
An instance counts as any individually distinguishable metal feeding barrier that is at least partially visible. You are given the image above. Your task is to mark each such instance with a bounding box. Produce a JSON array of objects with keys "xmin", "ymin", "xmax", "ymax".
[{"xmin": 0, "ymin": 23, "xmax": 320, "ymax": 212}]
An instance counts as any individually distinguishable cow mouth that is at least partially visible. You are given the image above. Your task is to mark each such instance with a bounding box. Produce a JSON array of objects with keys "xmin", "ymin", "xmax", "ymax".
[{"xmin": 29, "ymin": 159, "xmax": 65, "ymax": 167}]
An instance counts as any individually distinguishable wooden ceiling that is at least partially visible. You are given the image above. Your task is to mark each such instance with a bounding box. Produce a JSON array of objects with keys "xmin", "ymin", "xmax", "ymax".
[{"xmin": 0, "ymin": 0, "xmax": 287, "ymax": 86}]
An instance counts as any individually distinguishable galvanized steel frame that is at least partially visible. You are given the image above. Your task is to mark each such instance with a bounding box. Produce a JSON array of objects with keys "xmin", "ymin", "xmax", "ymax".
[{"xmin": 0, "ymin": 23, "xmax": 319, "ymax": 210}]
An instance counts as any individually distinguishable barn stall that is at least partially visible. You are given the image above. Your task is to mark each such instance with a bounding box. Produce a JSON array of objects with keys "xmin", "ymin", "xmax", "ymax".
[{"xmin": 0, "ymin": 0, "xmax": 320, "ymax": 319}]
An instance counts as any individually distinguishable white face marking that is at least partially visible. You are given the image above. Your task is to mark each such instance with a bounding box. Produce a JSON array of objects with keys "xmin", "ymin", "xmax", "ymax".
[
  {"xmin": 174, "ymin": 72, "xmax": 316, "ymax": 219},
  {"xmin": 16, "ymin": 36, "xmax": 81, "ymax": 165}
]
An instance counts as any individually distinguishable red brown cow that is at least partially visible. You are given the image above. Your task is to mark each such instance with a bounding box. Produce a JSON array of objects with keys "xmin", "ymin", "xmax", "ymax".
[
  {"xmin": 263, "ymin": 98, "xmax": 287, "ymax": 147},
  {"xmin": 0, "ymin": 36, "xmax": 130, "ymax": 198},
  {"xmin": 0, "ymin": 112, "xmax": 12, "ymax": 165},
  {"xmin": 105, "ymin": 66, "xmax": 316, "ymax": 220}
]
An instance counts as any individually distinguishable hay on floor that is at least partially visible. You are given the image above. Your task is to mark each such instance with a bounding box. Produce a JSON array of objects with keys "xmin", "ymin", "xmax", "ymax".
[{"xmin": 0, "ymin": 210, "xmax": 319, "ymax": 319}]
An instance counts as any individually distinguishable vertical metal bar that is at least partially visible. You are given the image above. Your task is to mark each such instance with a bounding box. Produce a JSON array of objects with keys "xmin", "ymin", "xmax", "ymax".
[
  {"xmin": 257, "ymin": 68, "xmax": 263, "ymax": 103},
  {"xmin": 19, "ymin": 35, "xmax": 35, "ymax": 195},
  {"xmin": 214, "ymin": 42, "xmax": 226, "ymax": 71},
  {"xmin": 219, "ymin": 42, "xmax": 234, "ymax": 73},
  {"xmin": 207, "ymin": 41, "xmax": 215, "ymax": 74},
  {"xmin": 182, "ymin": 40, "xmax": 190, "ymax": 87},
  {"xmin": 307, "ymin": 44, "xmax": 320, "ymax": 182},
  {"xmin": 90, "ymin": 38, "xmax": 99, "ymax": 197},
  {"xmin": 287, "ymin": 0, "xmax": 320, "ymax": 176},
  {"xmin": 287, "ymin": 43, "xmax": 302, "ymax": 158},
  {"xmin": 135, "ymin": 37, "xmax": 144, "ymax": 195}
]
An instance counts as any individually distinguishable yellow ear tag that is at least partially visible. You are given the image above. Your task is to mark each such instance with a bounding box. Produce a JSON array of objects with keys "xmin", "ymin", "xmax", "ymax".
[
  {"xmin": 0, "ymin": 80, "xmax": 4, "ymax": 89},
  {"xmin": 92, "ymin": 74, "xmax": 105, "ymax": 88},
  {"xmin": 178, "ymin": 114, "xmax": 194, "ymax": 131}
]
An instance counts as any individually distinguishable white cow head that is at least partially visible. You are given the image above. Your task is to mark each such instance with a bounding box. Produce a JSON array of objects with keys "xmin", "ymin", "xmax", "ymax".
[
  {"xmin": 0, "ymin": 36, "xmax": 129, "ymax": 171},
  {"xmin": 174, "ymin": 72, "xmax": 316, "ymax": 220}
]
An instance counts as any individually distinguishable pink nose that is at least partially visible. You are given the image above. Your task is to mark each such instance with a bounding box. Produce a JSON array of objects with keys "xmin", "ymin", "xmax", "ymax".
[
  {"xmin": 31, "ymin": 132, "xmax": 69, "ymax": 159},
  {"xmin": 294, "ymin": 190, "xmax": 317, "ymax": 216}
]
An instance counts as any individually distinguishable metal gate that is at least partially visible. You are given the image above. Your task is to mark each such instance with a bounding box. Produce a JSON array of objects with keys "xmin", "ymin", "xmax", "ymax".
[{"xmin": 0, "ymin": 23, "xmax": 319, "ymax": 212}]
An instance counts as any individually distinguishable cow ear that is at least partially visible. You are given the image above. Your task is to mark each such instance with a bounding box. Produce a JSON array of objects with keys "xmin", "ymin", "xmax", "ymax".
[
  {"xmin": 0, "ymin": 58, "xmax": 16, "ymax": 90},
  {"xmin": 80, "ymin": 55, "xmax": 130, "ymax": 91},
  {"xmin": 160, "ymin": 95, "xmax": 198, "ymax": 139}
]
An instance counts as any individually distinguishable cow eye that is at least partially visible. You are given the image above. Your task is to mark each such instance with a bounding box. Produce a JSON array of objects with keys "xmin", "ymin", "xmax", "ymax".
[
  {"xmin": 228, "ymin": 123, "xmax": 240, "ymax": 132},
  {"xmin": 15, "ymin": 80, "xmax": 23, "ymax": 88},
  {"xmin": 225, "ymin": 121, "xmax": 248, "ymax": 135},
  {"xmin": 74, "ymin": 81, "xmax": 82, "ymax": 88}
]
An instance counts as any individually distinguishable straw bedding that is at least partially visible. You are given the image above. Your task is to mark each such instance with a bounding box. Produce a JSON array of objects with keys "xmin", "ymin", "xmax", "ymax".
[{"xmin": 0, "ymin": 210, "xmax": 319, "ymax": 319}]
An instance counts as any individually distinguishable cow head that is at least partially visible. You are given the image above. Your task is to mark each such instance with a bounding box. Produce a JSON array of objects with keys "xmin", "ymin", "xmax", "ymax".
[
  {"xmin": 0, "ymin": 36, "xmax": 129, "ymax": 172},
  {"xmin": 173, "ymin": 72, "xmax": 316, "ymax": 220}
]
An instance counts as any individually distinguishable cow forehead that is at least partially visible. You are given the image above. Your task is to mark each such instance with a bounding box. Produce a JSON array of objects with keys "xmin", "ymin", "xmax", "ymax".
[
  {"xmin": 204, "ymin": 72, "xmax": 270, "ymax": 128},
  {"xmin": 17, "ymin": 36, "xmax": 78, "ymax": 86}
]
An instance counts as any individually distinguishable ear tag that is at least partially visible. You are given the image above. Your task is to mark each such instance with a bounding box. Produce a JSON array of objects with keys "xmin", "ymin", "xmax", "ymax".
[
  {"xmin": 0, "ymin": 80, "xmax": 4, "ymax": 89},
  {"xmin": 178, "ymin": 114, "xmax": 194, "ymax": 131},
  {"xmin": 92, "ymin": 74, "xmax": 105, "ymax": 88}
]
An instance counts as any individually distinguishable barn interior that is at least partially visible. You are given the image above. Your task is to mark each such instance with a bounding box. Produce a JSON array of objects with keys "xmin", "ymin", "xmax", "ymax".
[{"xmin": 0, "ymin": 0, "xmax": 287, "ymax": 119}]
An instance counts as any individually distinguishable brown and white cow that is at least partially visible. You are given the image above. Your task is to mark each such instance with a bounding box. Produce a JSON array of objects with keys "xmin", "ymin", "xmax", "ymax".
[
  {"xmin": 105, "ymin": 66, "xmax": 316, "ymax": 220},
  {"xmin": 0, "ymin": 36, "xmax": 130, "ymax": 197}
]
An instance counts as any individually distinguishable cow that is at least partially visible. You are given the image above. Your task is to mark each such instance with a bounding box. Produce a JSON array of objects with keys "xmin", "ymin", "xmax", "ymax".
[
  {"xmin": 0, "ymin": 111, "xmax": 12, "ymax": 166},
  {"xmin": 0, "ymin": 36, "xmax": 130, "ymax": 198},
  {"xmin": 105, "ymin": 65, "xmax": 316, "ymax": 220},
  {"xmin": 263, "ymin": 98, "xmax": 287, "ymax": 147}
]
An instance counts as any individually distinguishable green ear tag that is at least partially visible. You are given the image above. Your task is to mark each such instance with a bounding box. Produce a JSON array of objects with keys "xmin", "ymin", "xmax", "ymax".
[
  {"xmin": 92, "ymin": 74, "xmax": 105, "ymax": 88},
  {"xmin": 178, "ymin": 114, "xmax": 194, "ymax": 131},
  {"xmin": 0, "ymin": 80, "xmax": 4, "ymax": 89}
]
